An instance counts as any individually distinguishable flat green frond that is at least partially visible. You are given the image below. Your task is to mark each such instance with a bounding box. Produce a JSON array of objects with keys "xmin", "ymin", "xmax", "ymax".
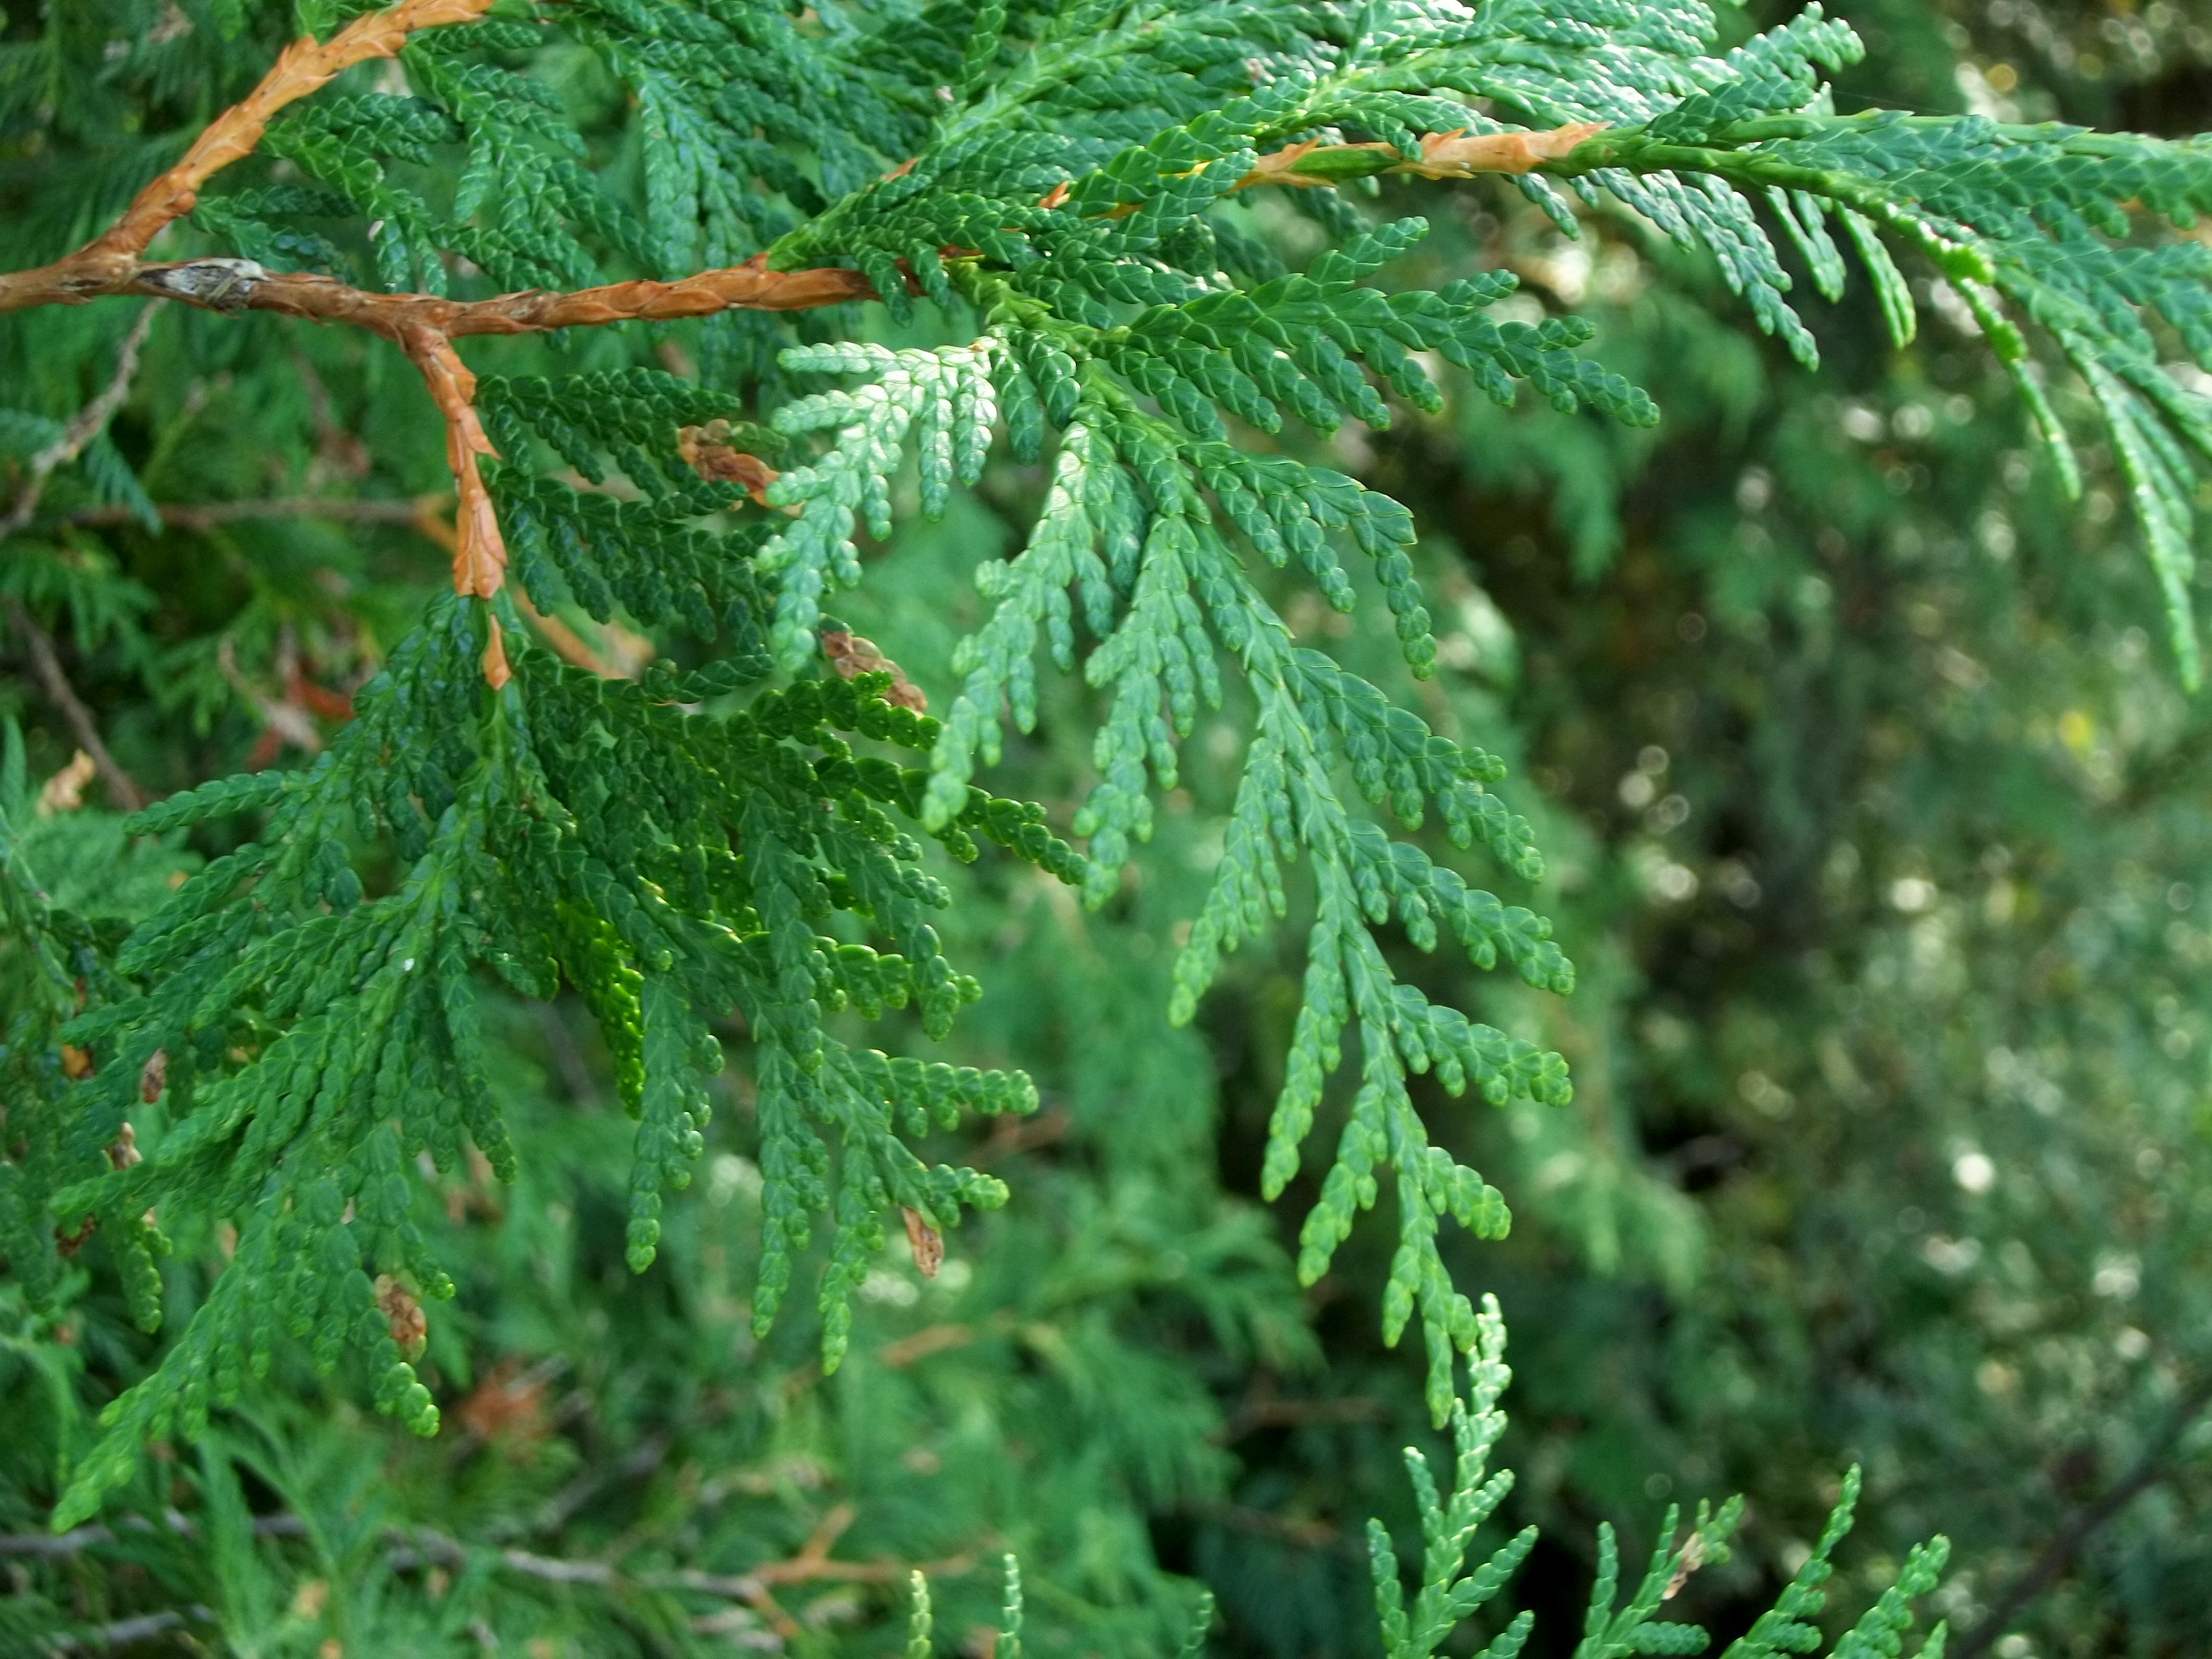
[
  {"xmin": 1362, "ymin": 1308, "xmax": 1943, "ymax": 1659},
  {"xmin": 1543, "ymin": 97, "xmax": 2212, "ymax": 678},
  {"xmin": 39, "ymin": 582, "xmax": 1050, "ymax": 1514}
]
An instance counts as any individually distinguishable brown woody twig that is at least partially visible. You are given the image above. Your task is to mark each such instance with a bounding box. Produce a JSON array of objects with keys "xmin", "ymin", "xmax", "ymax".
[
  {"xmin": 0, "ymin": 0, "xmax": 1606, "ymax": 684},
  {"xmin": 4, "ymin": 599, "xmax": 146, "ymax": 812},
  {"xmin": 0, "ymin": 248, "xmax": 875, "ymax": 330},
  {"xmin": 397, "ymin": 323, "xmax": 513, "ymax": 682},
  {"xmin": 0, "ymin": 0, "xmax": 500, "ymax": 314}
]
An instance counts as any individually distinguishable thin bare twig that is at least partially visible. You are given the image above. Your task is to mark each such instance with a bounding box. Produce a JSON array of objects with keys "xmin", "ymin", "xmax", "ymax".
[
  {"xmin": 3, "ymin": 598, "xmax": 144, "ymax": 812},
  {"xmin": 215, "ymin": 635, "xmax": 324, "ymax": 757},
  {"xmin": 0, "ymin": 302, "xmax": 157, "ymax": 542},
  {"xmin": 2, "ymin": 304, "xmax": 160, "ymax": 809},
  {"xmin": 525, "ymin": 1432, "xmax": 666, "ymax": 1537},
  {"xmin": 0, "ymin": 1502, "xmax": 942, "ymax": 1608},
  {"xmin": 46, "ymin": 1605, "xmax": 213, "ymax": 1653},
  {"xmin": 1951, "ymin": 1369, "xmax": 2212, "ymax": 1659},
  {"xmin": 0, "ymin": 1507, "xmax": 228, "ymax": 1557},
  {"xmin": 61, "ymin": 495, "xmax": 437, "ymax": 532},
  {"xmin": 1212, "ymin": 1385, "xmax": 1387, "ymax": 1445},
  {"xmin": 1190, "ymin": 1499, "xmax": 1364, "ymax": 1559}
]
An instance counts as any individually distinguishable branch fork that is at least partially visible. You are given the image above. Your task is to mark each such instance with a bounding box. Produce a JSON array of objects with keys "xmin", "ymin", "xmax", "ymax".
[{"xmin": 0, "ymin": 0, "xmax": 1606, "ymax": 687}]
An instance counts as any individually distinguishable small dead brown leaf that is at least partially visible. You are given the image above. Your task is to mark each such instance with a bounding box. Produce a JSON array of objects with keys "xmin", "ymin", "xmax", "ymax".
[
  {"xmin": 456, "ymin": 1357, "xmax": 551, "ymax": 1447},
  {"xmin": 1662, "ymin": 1530, "xmax": 1706, "ymax": 1601},
  {"xmin": 902, "ymin": 1205, "xmax": 945, "ymax": 1278},
  {"xmin": 677, "ymin": 420, "xmax": 780, "ymax": 503},
  {"xmin": 822, "ymin": 630, "xmax": 928, "ymax": 712},
  {"xmin": 374, "ymin": 1273, "xmax": 428, "ymax": 1359},
  {"xmin": 34, "ymin": 751, "xmax": 97, "ymax": 817},
  {"xmin": 1397, "ymin": 122, "xmax": 1607, "ymax": 178}
]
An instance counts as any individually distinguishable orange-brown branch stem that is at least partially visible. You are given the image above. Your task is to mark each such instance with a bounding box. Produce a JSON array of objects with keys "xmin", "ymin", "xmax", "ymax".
[
  {"xmin": 0, "ymin": 0, "xmax": 1603, "ymax": 683},
  {"xmin": 1241, "ymin": 122, "xmax": 1608, "ymax": 188},
  {"xmin": 0, "ymin": 253, "xmax": 879, "ymax": 322},
  {"xmin": 0, "ymin": 0, "xmax": 498, "ymax": 312}
]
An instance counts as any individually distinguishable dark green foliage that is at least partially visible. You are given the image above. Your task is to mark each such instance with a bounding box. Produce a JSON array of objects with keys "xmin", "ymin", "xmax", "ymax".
[
  {"xmin": 34, "ymin": 596, "xmax": 1078, "ymax": 1526},
  {"xmin": 0, "ymin": 731, "xmax": 196, "ymax": 1341},
  {"xmin": 3, "ymin": 0, "xmax": 2209, "ymax": 1652},
  {"xmin": 481, "ymin": 367, "xmax": 778, "ymax": 646}
]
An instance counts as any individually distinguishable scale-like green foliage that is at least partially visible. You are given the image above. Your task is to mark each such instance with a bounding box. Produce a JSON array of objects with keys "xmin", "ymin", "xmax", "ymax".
[
  {"xmin": 889, "ymin": 1299, "xmax": 1947, "ymax": 1658},
  {"xmin": 35, "ymin": 593, "xmax": 1079, "ymax": 1526},
  {"xmin": 1363, "ymin": 1306, "xmax": 1950, "ymax": 1659},
  {"xmin": 1548, "ymin": 100, "xmax": 2212, "ymax": 684},
  {"xmin": 7, "ymin": 0, "xmax": 2210, "ymax": 1584}
]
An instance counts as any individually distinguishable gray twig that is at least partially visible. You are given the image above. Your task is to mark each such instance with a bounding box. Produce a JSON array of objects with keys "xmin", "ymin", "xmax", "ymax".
[
  {"xmin": 3, "ymin": 1509, "xmax": 793, "ymax": 1601},
  {"xmin": 0, "ymin": 303, "xmax": 157, "ymax": 542},
  {"xmin": 3, "ymin": 303, "xmax": 159, "ymax": 812},
  {"xmin": 3, "ymin": 597, "xmax": 144, "ymax": 812},
  {"xmin": 45, "ymin": 1604, "xmax": 212, "ymax": 1653}
]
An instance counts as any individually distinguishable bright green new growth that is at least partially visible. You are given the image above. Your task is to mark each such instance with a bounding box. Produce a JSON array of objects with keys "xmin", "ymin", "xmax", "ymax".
[
  {"xmin": 1363, "ymin": 1302, "xmax": 1950, "ymax": 1659},
  {"xmin": 12, "ymin": 0, "xmax": 2212, "ymax": 1533},
  {"xmin": 891, "ymin": 1299, "xmax": 1950, "ymax": 1657},
  {"xmin": 901, "ymin": 1552, "xmax": 1031, "ymax": 1659},
  {"xmin": 994, "ymin": 1553, "xmax": 1024, "ymax": 1659}
]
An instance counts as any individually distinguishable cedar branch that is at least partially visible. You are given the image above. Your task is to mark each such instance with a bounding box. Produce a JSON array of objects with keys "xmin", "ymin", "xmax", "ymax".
[
  {"xmin": 0, "ymin": 0, "xmax": 522, "ymax": 669},
  {"xmin": 0, "ymin": 0, "xmax": 498, "ymax": 312},
  {"xmin": 0, "ymin": 0, "xmax": 1601, "ymax": 666},
  {"xmin": 0, "ymin": 248, "xmax": 872, "ymax": 658},
  {"xmin": 0, "ymin": 256, "xmax": 878, "ymax": 329}
]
